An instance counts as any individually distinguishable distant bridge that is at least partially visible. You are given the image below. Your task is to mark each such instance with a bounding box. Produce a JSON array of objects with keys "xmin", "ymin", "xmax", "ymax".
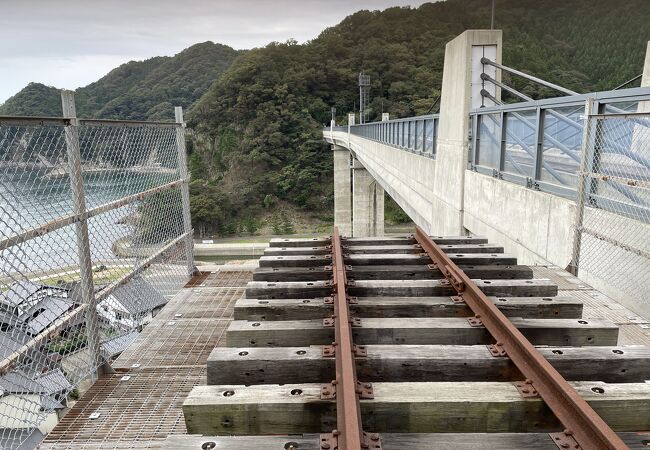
[{"xmin": 324, "ymin": 30, "xmax": 650, "ymax": 319}]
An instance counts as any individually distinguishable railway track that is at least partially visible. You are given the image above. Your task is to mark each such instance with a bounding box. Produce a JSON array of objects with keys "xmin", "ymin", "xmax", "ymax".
[{"xmin": 181, "ymin": 228, "xmax": 650, "ymax": 449}]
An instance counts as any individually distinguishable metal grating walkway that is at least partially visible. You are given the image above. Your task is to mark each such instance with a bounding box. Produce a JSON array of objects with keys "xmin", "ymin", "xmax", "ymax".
[
  {"xmin": 39, "ymin": 269, "xmax": 252, "ymax": 449},
  {"xmin": 38, "ymin": 265, "xmax": 650, "ymax": 449}
]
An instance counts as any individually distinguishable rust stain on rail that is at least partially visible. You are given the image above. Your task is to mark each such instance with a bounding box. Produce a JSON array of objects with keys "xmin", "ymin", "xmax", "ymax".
[
  {"xmin": 320, "ymin": 228, "xmax": 381, "ymax": 450},
  {"xmin": 413, "ymin": 225, "xmax": 628, "ymax": 450}
]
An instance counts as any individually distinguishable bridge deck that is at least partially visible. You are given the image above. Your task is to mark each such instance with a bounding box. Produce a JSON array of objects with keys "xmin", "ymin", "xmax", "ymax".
[
  {"xmin": 182, "ymin": 235, "xmax": 650, "ymax": 448},
  {"xmin": 39, "ymin": 269, "xmax": 252, "ymax": 449},
  {"xmin": 38, "ymin": 245, "xmax": 650, "ymax": 449}
]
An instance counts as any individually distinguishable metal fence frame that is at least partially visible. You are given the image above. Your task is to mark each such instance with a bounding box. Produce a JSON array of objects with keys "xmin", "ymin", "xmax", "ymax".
[
  {"xmin": 0, "ymin": 91, "xmax": 194, "ymax": 448},
  {"xmin": 468, "ymin": 87, "xmax": 650, "ymax": 204},
  {"xmin": 568, "ymin": 108, "xmax": 650, "ymax": 309},
  {"xmin": 326, "ymin": 114, "xmax": 439, "ymax": 158}
]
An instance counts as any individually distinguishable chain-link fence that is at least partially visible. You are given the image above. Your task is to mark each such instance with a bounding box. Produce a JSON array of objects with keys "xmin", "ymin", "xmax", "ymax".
[
  {"xmin": 0, "ymin": 92, "xmax": 193, "ymax": 449},
  {"xmin": 572, "ymin": 109, "xmax": 650, "ymax": 315}
]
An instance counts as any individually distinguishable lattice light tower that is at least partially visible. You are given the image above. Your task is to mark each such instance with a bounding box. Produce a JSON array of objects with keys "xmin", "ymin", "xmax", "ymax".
[{"xmin": 359, "ymin": 72, "xmax": 371, "ymax": 124}]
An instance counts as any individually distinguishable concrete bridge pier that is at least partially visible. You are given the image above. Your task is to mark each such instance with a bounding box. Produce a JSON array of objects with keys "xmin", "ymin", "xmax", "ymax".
[
  {"xmin": 352, "ymin": 157, "xmax": 384, "ymax": 237},
  {"xmin": 333, "ymin": 144, "xmax": 384, "ymax": 237},
  {"xmin": 333, "ymin": 145, "xmax": 352, "ymax": 235}
]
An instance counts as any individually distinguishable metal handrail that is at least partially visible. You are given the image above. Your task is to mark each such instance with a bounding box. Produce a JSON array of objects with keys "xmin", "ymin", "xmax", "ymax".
[
  {"xmin": 480, "ymin": 57, "xmax": 579, "ymax": 96},
  {"xmin": 0, "ymin": 115, "xmax": 179, "ymax": 128}
]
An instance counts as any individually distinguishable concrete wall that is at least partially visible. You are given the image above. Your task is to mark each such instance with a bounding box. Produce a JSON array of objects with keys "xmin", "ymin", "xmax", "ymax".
[{"xmin": 463, "ymin": 170, "xmax": 575, "ymax": 266}]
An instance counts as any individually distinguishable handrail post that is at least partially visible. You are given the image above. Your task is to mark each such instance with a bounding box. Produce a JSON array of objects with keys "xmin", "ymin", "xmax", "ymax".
[
  {"xmin": 61, "ymin": 89, "xmax": 103, "ymax": 377},
  {"xmin": 569, "ymin": 98, "xmax": 595, "ymax": 276},
  {"xmin": 174, "ymin": 107, "xmax": 196, "ymax": 277}
]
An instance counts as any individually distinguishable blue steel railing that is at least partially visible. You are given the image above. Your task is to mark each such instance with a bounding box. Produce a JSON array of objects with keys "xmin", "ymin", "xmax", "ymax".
[
  {"xmin": 469, "ymin": 86, "xmax": 650, "ymax": 200},
  {"xmin": 327, "ymin": 114, "xmax": 439, "ymax": 159}
]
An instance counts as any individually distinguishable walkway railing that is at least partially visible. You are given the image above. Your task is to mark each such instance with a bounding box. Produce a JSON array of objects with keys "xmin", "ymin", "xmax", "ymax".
[
  {"xmin": 469, "ymin": 86, "xmax": 650, "ymax": 206},
  {"xmin": 0, "ymin": 91, "xmax": 193, "ymax": 449},
  {"xmin": 327, "ymin": 114, "xmax": 439, "ymax": 158}
]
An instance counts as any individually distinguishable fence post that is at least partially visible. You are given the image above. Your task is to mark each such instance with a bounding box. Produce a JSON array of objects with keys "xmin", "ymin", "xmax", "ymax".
[
  {"xmin": 568, "ymin": 98, "xmax": 594, "ymax": 276},
  {"xmin": 61, "ymin": 90, "xmax": 102, "ymax": 376},
  {"xmin": 174, "ymin": 107, "xmax": 196, "ymax": 277}
]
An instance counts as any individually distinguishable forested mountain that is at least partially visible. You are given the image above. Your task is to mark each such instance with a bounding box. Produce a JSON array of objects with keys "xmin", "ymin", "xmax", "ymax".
[
  {"xmin": 0, "ymin": 42, "xmax": 241, "ymax": 120},
  {"xmin": 186, "ymin": 0, "xmax": 649, "ymax": 235}
]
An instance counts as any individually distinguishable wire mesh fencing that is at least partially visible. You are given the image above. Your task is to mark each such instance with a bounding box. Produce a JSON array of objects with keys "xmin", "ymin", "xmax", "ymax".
[
  {"xmin": 0, "ymin": 97, "xmax": 193, "ymax": 449},
  {"xmin": 572, "ymin": 110, "xmax": 650, "ymax": 314}
]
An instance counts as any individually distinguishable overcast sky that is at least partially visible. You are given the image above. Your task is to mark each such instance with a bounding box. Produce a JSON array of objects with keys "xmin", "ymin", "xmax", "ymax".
[{"xmin": 0, "ymin": 0, "xmax": 433, "ymax": 104}]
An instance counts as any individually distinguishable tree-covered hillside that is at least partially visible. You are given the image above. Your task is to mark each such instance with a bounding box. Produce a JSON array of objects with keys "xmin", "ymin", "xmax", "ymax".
[
  {"xmin": 186, "ymin": 0, "xmax": 649, "ymax": 235},
  {"xmin": 0, "ymin": 42, "xmax": 241, "ymax": 120}
]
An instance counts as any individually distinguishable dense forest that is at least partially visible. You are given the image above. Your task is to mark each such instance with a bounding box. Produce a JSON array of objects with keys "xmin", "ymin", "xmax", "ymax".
[
  {"xmin": 186, "ymin": 0, "xmax": 649, "ymax": 235},
  {"xmin": 0, "ymin": 42, "xmax": 241, "ymax": 120},
  {"xmin": 1, "ymin": 0, "xmax": 648, "ymax": 236}
]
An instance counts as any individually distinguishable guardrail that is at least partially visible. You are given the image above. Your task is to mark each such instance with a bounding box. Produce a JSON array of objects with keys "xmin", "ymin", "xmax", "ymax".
[
  {"xmin": 326, "ymin": 114, "xmax": 439, "ymax": 158},
  {"xmin": 469, "ymin": 86, "xmax": 650, "ymax": 204},
  {"xmin": 0, "ymin": 91, "xmax": 193, "ymax": 449}
]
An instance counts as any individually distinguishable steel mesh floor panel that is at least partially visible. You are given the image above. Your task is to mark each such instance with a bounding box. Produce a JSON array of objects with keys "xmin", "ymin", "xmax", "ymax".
[
  {"xmin": 618, "ymin": 324, "xmax": 650, "ymax": 346},
  {"xmin": 561, "ymin": 289, "xmax": 650, "ymax": 325},
  {"xmin": 40, "ymin": 270, "xmax": 251, "ymax": 449},
  {"xmin": 531, "ymin": 265, "xmax": 592, "ymax": 290}
]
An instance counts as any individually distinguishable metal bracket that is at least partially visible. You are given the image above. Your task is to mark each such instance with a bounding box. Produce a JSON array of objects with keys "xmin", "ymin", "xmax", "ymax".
[
  {"xmin": 526, "ymin": 177, "xmax": 540, "ymax": 190},
  {"xmin": 468, "ymin": 316, "xmax": 483, "ymax": 327},
  {"xmin": 354, "ymin": 344, "xmax": 368, "ymax": 357},
  {"xmin": 487, "ymin": 343, "xmax": 507, "ymax": 357},
  {"xmin": 549, "ymin": 431, "xmax": 581, "ymax": 449},
  {"xmin": 320, "ymin": 380, "xmax": 374, "ymax": 400},
  {"xmin": 427, "ymin": 263, "xmax": 439, "ymax": 270},
  {"xmin": 323, "ymin": 265, "xmax": 333, "ymax": 272},
  {"xmin": 451, "ymin": 295, "xmax": 465, "ymax": 304},
  {"xmin": 347, "ymin": 296, "xmax": 358, "ymax": 304},
  {"xmin": 319, "ymin": 433, "xmax": 337, "ymax": 450},
  {"xmin": 322, "ymin": 344, "xmax": 366, "ymax": 358},
  {"xmin": 446, "ymin": 265, "xmax": 466, "ymax": 292},
  {"xmin": 325, "ymin": 316, "xmax": 361, "ymax": 327},
  {"xmin": 324, "ymin": 296, "xmax": 334, "ymax": 305},
  {"xmin": 514, "ymin": 380, "xmax": 540, "ymax": 398},
  {"xmin": 321, "ymin": 382, "xmax": 336, "ymax": 400},
  {"xmin": 363, "ymin": 432, "xmax": 383, "ymax": 449},
  {"xmin": 356, "ymin": 381, "xmax": 374, "ymax": 399}
]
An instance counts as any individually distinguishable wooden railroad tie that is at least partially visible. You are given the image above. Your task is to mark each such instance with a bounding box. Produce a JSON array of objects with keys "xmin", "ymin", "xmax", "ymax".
[{"xmin": 183, "ymin": 231, "xmax": 650, "ymax": 449}]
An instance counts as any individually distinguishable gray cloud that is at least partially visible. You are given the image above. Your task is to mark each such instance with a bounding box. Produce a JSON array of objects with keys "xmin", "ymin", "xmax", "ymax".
[{"xmin": 0, "ymin": 0, "xmax": 433, "ymax": 103}]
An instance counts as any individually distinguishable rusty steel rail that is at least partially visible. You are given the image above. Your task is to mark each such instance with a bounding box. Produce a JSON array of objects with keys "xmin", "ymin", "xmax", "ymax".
[
  {"xmin": 413, "ymin": 225, "xmax": 628, "ymax": 450},
  {"xmin": 320, "ymin": 228, "xmax": 381, "ymax": 450}
]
